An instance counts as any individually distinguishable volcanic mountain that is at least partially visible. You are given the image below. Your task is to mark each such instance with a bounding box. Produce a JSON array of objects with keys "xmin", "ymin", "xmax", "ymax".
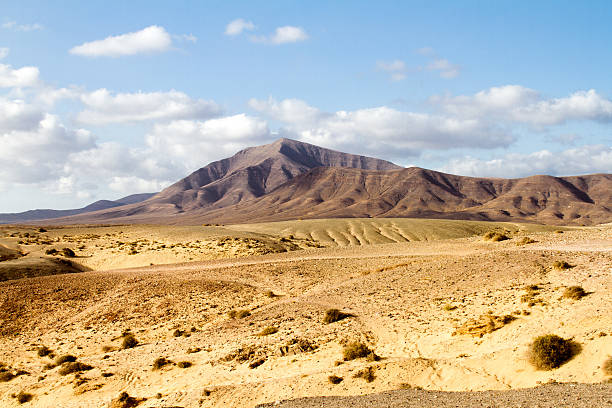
[{"xmin": 13, "ymin": 138, "xmax": 612, "ymax": 225}]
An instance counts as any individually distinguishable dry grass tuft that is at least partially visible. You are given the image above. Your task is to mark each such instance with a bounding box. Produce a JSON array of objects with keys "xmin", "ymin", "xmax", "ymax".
[
  {"xmin": 15, "ymin": 391, "xmax": 33, "ymax": 404},
  {"xmin": 553, "ymin": 260, "xmax": 573, "ymax": 270},
  {"xmin": 177, "ymin": 361, "xmax": 192, "ymax": 368},
  {"xmin": 528, "ymin": 334, "xmax": 578, "ymax": 370},
  {"xmin": 37, "ymin": 346, "xmax": 53, "ymax": 357},
  {"xmin": 483, "ymin": 231, "xmax": 509, "ymax": 242},
  {"xmin": 55, "ymin": 355, "xmax": 77, "ymax": 365},
  {"xmin": 343, "ymin": 342, "xmax": 377, "ymax": 361},
  {"xmin": 258, "ymin": 326, "xmax": 278, "ymax": 336},
  {"xmin": 602, "ymin": 356, "xmax": 612, "ymax": 376},
  {"xmin": 562, "ymin": 286, "xmax": 587, "ymax": 300},
  {"xmin": 323, "ymin": 308, "xmax": 353, "ymax": 324},
  {"xmin": 328, "ymin": 375, "xmax": 343, "ymax": 384},
  {"xmin": 453, "ymin": 314, "xmax": 516, "ymax": 337},
  {"xmin": 110, "ymin": 391, "xmax": 144, "ymax": 408},
  {"xmin": 353, "ymin": 366, "xmax": 376, "ymax": 382},
  {"xmin": 121, "ymin": 334, "xmax": 138, "ymax": 350},
  {"xmin": 517, "ymin": 237, "xmax": 536, "ymax": 245},
  {"xmin": 228, "ymin": 309, "xmax": 251, "ymax": 319},
  {"xmin": 58, "ymin": 361, "xmax": 93, "ymax": 375},
  {"xmin": 152, "ymin": 357, "xmax": 172, "ymax": 371}
]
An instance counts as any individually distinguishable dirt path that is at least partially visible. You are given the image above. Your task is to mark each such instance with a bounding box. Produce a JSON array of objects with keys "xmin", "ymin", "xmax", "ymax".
[{"xmin": 256, "ymin": 383, "xmax": 612, "ymax": 408}]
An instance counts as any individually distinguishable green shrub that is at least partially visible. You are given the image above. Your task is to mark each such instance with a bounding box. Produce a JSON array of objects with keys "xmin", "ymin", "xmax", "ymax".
[
  {"xmin": 528, "ymin": 334, "xmax": 577, "ymax": 370},
  {"xmin": 323, "ymin": 309, "xmax": 352, "ymax": 324},
  {"xmin": 343, "ymin": 342, "xmax": 376, "ymax": 361}
]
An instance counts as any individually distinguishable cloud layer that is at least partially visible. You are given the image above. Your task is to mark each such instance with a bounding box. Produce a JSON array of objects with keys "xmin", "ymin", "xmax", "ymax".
[{"xmin": 70, "ymin": 25, "xmax": 173, "ymax": 57}]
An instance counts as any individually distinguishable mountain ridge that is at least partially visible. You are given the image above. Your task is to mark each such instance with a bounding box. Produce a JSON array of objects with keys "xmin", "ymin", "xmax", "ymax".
[{"xmin": 5, "ymin": 138, "xmax": 611, "ymax": 226}]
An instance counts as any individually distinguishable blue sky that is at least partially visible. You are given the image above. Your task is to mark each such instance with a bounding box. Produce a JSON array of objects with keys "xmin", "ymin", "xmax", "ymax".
[{"xmin": 1, "ymin": 0, "xmax": 611, "ymax": 212}]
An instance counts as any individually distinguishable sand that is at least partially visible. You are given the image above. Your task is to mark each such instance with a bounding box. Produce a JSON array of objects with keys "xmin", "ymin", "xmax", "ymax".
[{"xmin": 0, "ymin": 220, "xmax": 610, "ymax": 407}]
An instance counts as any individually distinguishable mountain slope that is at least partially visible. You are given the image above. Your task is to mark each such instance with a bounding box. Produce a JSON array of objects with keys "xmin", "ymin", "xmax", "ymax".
[
  {"xmin": 176, "ymin": 167, "xmax": 612, "ymax": 225},
  {"xmin": 21, "ymin": 139, "xmax": 612, "ymax": 226},
  {"xmin": 0, "ymin": 193, "xmax": 156, "ymax": 224}
]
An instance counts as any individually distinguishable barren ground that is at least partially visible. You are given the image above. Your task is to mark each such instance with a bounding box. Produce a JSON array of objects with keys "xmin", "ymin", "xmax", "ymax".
[{"xmin": 0, "ymin": 220, "xmax": 610, "ymax": 407}]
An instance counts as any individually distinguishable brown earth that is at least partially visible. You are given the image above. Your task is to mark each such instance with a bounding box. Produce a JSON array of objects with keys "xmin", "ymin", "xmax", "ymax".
[
  {"xmin": 27, "ymin": 139, "xmax": 611, "ymax": 226},
  {"xmin": 0, "ymin": 221, "xmax": 610, "ymax": 407}
]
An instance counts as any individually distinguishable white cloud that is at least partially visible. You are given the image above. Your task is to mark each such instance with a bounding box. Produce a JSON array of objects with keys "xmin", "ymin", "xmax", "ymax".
[
  {"xmin": 250, "ymin": 97, "xmax": 512, "ymax": 157},
  {"xmin": 2, "ymin": 21, "xmax": 43, "ymax": 32},
  {"xmin": 432, "ymin": 86, "xmax": 612, "ymax": 126},
  {"xmin": 377, "ymin": 60, "xmax": 407, "ymax": 81},
  {"xmin": 0, "ymin": 113, "xmax": 95, "ymax": 184},
  {"xmin": 0, "ymin": 63, "xmax": 40, "ymax": 87},
  {"xmin": 440, "ymin": 145, "xmax": 612, "ymax": 178},
  {"xmin": 427, "ymin": 58, "xmax": 460, "ymax": 79},
  {"xmin": 250, "ymin": 26, "xmax": 309, "ymax": 45},
  {"xmin": 77, "ymin": 89, "xmax": 222, "ymax": 124},
  {"xmin": 0, "ymin": 48, "xmax": 8, "ymax": 59},
  {"xmin": 108, "ymin": 176, "xmax": 169, "ymax": 194},
  {"xmin": 225, "ymin": 18, "xmax": 255, "ymax": 36},
  {"xmin": 69, "ymin": 25, "xmax": 173, "ymax": 57},
  {"xmin": 0, "ymin": 97, "xmax": 44, "ymax": 132},
  {"xmin": 268, "ymin": 26, "xmax": 308, "ymax": 44}
]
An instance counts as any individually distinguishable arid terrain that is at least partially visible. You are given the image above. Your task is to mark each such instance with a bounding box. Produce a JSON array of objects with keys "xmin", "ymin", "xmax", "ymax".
[{"xmin": 0, "ymin": 219, "xmax": 610, "ymax": 407}]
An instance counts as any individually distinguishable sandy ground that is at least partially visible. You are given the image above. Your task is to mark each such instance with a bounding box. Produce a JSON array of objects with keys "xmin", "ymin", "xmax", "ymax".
[{"xmin": 0, "ymin": 221, "xmax": 610, "ymax": 407}]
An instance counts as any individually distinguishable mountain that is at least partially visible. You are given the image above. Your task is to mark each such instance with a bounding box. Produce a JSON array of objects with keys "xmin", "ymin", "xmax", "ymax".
[
  {"xmin": 190, "ymin": 167, "xmax": 612, "ymax": 225},
  {"xmin": 0, "ymin": 193, "xmax": 156, "ymax": 224},
  {"xmin": 14, "ymin": 138, "xmax": 612, "ymax": 226}
]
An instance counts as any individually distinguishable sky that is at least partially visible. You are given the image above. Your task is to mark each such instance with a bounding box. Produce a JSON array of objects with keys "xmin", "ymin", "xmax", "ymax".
[{"xmin": 1, "ymin": 0, "xmax": 611, "ymax": 212}]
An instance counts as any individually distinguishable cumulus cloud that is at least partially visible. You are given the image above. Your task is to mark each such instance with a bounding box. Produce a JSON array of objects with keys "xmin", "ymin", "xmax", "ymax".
[
  {"xmin": 440, "ymin": 145, "xmax": 612, "ymax": 178},
  {"xmin": 249, "ymin": 97, "xmax": 512, "ymax": 157},
  {"xmin": 249, "ymin": 26, "xmax": 309, "ymax": 44},
  {"xmin": 69, "ymin": 25, "xmax": 173, "ymax": 57},
  {"xmin": 225, "ymin": 18, "xmax": 255, "ymax": 36},
  {"xmin": 77, "ymin": 89, "xmax": 222, "ymax": 124},
  {"xmin": 377, "ymin": 60, "xmax": 407, "ymax": 81},
  {"xmin": 0, "ymin": 97, "xmax": 45, "ymax": 132},
  {"xmin": 0, "ymin": 113, "xmax": 95, "ymax": 184},
  {"xmin": 432, "ymin": 86, "xmax": 612, "ymax": 126},
  {"xmin": 0, "ymin": 48, "xmax": 8, "ymax": 59},
  {"xmin": 0, "ymin": 63, "xmax": 40, "ymax": 87},
  {"xmin": 2, "ymin": 21, "xmax": 43, "ymax": 32}
]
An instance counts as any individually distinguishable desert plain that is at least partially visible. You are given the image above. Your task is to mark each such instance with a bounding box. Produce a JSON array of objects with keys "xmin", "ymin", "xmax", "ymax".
[{"xmin": 0, "ymin": 218, "xmax": 610, "ymax": 407}]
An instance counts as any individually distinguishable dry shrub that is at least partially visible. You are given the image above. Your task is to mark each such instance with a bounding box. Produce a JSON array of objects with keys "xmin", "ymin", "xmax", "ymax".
[
  {"xmin": 0, "ymin": 371, "xmax": 15, "ymax": 382},
  {"xmin": 152, "ymin": 357, "xmax": 171, "ymax": 371},
  {"xmin": 353, "ymin": 366, "xmax": 376, "ymax": 382},
  {"xmin": 323, "ymin": 308, "xmax": 353, "ymax": 324},
  {"xmin": 517, "ymin": 237, "xmax": 536, "ymax": 245},
  {"xmin": 264, "ymin": 290, "xmax": 276, "ymax": 298},
  {"xmin": 248, "ymin": 358, "xmax": 265, "ymax": 369},
  {"xmin": 258, "ymin": 326, "xmax": 278, "ymax": 336},
  {"xmin": 58, "ymin": 362, "xmax": 93, "ymax": 375},
  {"xmin": 15, "ymin": 391, "xmax": 33, "ymax": 404},
  {"xmin": 55, "ymin": 355, "xmax": 77, "ymax": 365},
  {"xmin": 343, "ymin": 342, "xmax": 377, "ymax": 361},
  {"xmin": 222, "ymin": 345, "xmax": 261, "ymax": 363},
  {"xmin": 483, "ymin": 231, "xmax": 509, "ymax": 242},
  {"xmin": 328, "ymin": 375, "xmax": 343, "ymax": 384},
  {"xmin": 553, "ymin": 261, "xmax": 572, "ymax": 270},
  {"xmin": 603, "ymin": 356, "xmax": 612, "ymax": 376},
  {"xmin": 61, "ymin": 247, "xmax": 75, "ymax": 257},
  {"xmin": 110, "ymin": 391, "xmax": 144, "ymax": 408},
  {"xmin": 562, "ymin": 286, "xmax": 587, "ymax": 300},
  {"xmin": 177, "ymin": 361, "xmax": 192, "ymax": 368},
  {"xmin": 528, "ymin": 334, "xmax": 578, "ymax": 370},
  {"xmin": 443, "ymin": 304, "xmax": 457, "ymax": 311},
  {"xmin": 121, "ymin": 334, "xmax": 138, "ymax": 349},
  {"xmin": 228, "ymin": 309, "xmax": 251, "ymax": 319},
  {"xmin": 37, "ymin": 346, "xmax": 52, "ymax": 357},
  {"xmin": 453, "ymin": 314, "xmax": 516, "ymax": 337}
]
